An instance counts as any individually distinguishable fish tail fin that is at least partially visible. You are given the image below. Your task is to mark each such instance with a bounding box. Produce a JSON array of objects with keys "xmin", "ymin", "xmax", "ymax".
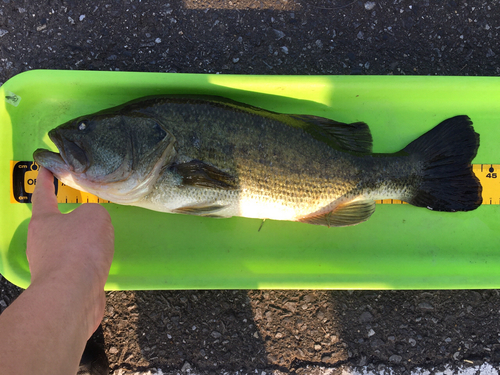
[{"xmin": 404, "ymin": 115, "xmax": 482, "ymax": 211}]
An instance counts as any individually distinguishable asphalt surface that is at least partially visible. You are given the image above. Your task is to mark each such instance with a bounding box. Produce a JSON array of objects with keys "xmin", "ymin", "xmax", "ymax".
[{"xmin": 2, "ymin": 1, "xmax": 500, "ymax": 374}]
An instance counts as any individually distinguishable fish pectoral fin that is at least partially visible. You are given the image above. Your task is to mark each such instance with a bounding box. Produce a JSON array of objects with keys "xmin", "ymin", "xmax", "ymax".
[
  {"xmin": 298, "ymin": 199, "xmax": 376, "ymax": 227},
  {"xmin": 172, "ymin": 202, "xmax": 230, "ymax": 217},
  {"xmin": 172, "ymin": 159, "xmax": 237, "ymax": 190},
  {"xmin": 291, "ymin": 115, "xmax": 372, "ymax": 154}
]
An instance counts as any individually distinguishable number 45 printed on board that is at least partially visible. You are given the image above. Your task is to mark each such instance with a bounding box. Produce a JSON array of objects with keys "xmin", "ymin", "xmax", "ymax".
[{"xmin": 474, "ymin": 164, "xmax": 500, "ymax": 205}]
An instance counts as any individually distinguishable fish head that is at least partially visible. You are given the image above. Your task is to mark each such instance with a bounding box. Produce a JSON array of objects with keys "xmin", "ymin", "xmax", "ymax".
[{"xmin": 34, "ymin": 112, "xmax": 176, "ymax": 203}]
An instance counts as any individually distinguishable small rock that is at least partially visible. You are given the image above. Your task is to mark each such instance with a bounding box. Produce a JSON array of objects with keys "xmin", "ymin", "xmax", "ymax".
[
  {"xmin": 181, "ymin": 361, "xmax": 192, "ymax": 372},
  {"xmin": 211, "ymin": 331, "xmax": 221, "ymax": 338},
  {"xmin": 409, "ymin": 338, "xmax": 417, "ymax": 346},
  {"xmin": 357, "ymin": 31, "xmax": 364, "ymax": 40},
  {"xmin": 107, "ymin": 55, "xmax": 117, "ymax": 60},
  {"xmin": 316, "ymin": 309, "xmax": 325, "ymax": 320},
  {"xmin": 364, "ymin": 1, "xmax": 376, "ymax": 10},
  {"xmin": 487, "ymin": 48, "xmax": 496, "ymax": 58},
  {"xmin": 0, "ymin": 29, "xmax": 8, "ymax": 37},
  {"xmin": 68, "ymin": 16, "xmax": 75, "ymax": 25},
  {"xmin": 314, "ymin": 344, "xmax": 322, "ymax": 351},
  {"xmin": 155, "ymin": 38, "xmax": 162, "ymax": 43},
  {"xmin": 109, "ymin": 347, "xmax": 119, "ymax": 354},
  {"xmin": 232, "ymin": 57, "xmax": 240, "ymax": 63},
  {"xmin": 267, "ymin": 354, "xmax": 278, "ymax": 362},
  {"xmin": 358, "ymin": 356, "xmax": 367, "ymax": 366},
  {"xmin": 389, "ymin": 354, "xmax": 402, "ymax": 364},
  {"xmin": 359, "ymin": 311, "xmax": 373, "ymax": 323},
  {"xmin": 321, "ymin": 353, "xmax": 331, "ymax": 361},
  {"xmin": 273, "ymin": 29, "xmax": 285, "ymax": 40},
  {"xmin": 367, "ymin": 329, "xmax": 376, "ymax": 337},
  {"xmin": 418, "ymin": 302, "xmax": 434, "ymax": 311},
  {"xmin": 370, "ymin": 338, "xmax": 384, "ymax": 349},
  {"xmin": 285, "ymin": 302, "xmax": 297, "ymax": 312},
  {"xmin": 315, "ymin": 39, "xmax": 323, "ymax": 48},
  {"xmin": 275, "ymin": 332, "xmax": 283, "ymax": 339},
  {"xmin": 265, "ymin": 310, "xmax": 273, "ymax": 320},
  {"xmin": 79, "ymin": 15, "xmax": 85, "ymax": 21},
  {"xmin": 0, "ymin": 300, "xmax": 8, "ymax": 308},
  {"xmin": 281, "ymin": 46, "xmax": 289, "ymax": 54},
  {"xmin": 253, "ymin": 331, "xmax": 259, "ymax": 338}
]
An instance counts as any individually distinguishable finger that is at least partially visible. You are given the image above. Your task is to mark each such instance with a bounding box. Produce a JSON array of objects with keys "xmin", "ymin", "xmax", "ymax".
[{"xmin": 31, "ymin": 167, "xmax": 60, "ymax": 217}]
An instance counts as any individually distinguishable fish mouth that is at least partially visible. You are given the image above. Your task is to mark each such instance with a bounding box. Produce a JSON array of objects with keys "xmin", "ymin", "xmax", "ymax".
[
  {"xmin": 33, "ymin": 130, "xmax": 90, "ymax": 175},
  {"xmin": 33, "ymin": 148, "xmax": 68, "ymax": 174}
]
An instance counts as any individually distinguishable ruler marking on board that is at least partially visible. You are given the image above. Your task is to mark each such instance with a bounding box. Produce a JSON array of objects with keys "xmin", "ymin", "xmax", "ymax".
[
  {"xmin": 10, "ymin": 161, "xmax": 111, "ymax": 204},
  {"xmin": 9, "ymin": 161, "xmax": 500, "ymax": 205}
]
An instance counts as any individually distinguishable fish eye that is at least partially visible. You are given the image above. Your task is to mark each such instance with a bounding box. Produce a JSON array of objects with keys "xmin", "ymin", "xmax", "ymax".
[{"xmin": 78, "ymin": 121, "xmax": 87, "ymax": 131}]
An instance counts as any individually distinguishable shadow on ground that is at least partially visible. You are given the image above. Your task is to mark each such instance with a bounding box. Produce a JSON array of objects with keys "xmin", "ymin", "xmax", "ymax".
[{"xmin": 103, "ymin": 290, "xmax": 269, "ymax": 373}]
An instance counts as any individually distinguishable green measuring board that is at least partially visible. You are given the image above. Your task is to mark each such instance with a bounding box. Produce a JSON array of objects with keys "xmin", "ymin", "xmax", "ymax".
[{"xmin": 2, "ymin": 70, "xmax": 500, "ymax": 291}]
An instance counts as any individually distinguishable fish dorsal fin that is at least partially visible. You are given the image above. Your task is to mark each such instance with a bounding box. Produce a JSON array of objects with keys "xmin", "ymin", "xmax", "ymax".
[
  {"xmin": 171, "ymin": 159, "xmax": 238, "ymax": 190},
  {"xmin": 298, "ymin": 199, "xmax": 376, "ymax": 227},
  {"xmin": 290, "ymin": 115, "xmax": 373, "ymax": 154}
]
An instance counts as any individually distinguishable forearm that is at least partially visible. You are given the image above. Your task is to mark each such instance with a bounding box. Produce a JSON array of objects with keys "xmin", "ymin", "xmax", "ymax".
[
  {"xmin": 0, "ymin": 279, "xmax": 104, "ymax": 375},
  {"xmin": 0, "ymin": 167, "xmax": 114, "ymax": 374}
]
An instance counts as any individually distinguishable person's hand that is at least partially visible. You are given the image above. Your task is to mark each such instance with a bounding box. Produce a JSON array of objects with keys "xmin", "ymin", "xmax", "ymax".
[{"xmin": 26, "ymin": 167, "xmax": 114, "ymax": 336}]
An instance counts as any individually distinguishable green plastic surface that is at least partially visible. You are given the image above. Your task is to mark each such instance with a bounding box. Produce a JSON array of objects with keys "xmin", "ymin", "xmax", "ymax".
[{"xmin": 1, "ymin": 70, "xmax": 500, "ymax": 290}]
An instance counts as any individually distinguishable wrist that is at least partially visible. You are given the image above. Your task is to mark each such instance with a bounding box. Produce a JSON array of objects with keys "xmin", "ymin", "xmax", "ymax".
[{"xmin": 29, "ymin": 272, "xmax": 106, "ymax": 338}]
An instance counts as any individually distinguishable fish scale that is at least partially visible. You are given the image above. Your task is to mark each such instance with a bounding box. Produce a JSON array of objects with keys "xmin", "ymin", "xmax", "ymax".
[{"xmin": 140, "ymin": 99, "xmax": 362, "ymax": 218}]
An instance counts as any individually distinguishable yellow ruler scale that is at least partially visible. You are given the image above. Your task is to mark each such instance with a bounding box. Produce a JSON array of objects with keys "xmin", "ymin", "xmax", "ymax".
[
  {"xmin": 9, "ymin": 161, "xmax": 500, "ymax": 205},
  {"xmin": 10, "ymin": 161, "xmax": 110, "ymax": 204},
  {"xmin": 472, "ymin": 164, "xmax": 500, "ymax": 205}
]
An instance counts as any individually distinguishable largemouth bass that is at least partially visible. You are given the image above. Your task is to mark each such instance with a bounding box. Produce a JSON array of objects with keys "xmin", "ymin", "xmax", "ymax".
[{"xmin": 33, "ymin": 96, "xmax": 482, "ymax": 227}]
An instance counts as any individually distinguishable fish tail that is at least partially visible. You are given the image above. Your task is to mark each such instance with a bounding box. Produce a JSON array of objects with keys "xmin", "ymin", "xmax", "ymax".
[{"xmin": 404, "ymin": 115, "xmax": 482, "ymax": 211}]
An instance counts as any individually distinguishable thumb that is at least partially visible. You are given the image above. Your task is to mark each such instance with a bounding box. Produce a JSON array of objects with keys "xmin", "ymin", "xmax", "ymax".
[{"xmin": 31, "ymin": 167, "xmax": 60, "ymax": 217}]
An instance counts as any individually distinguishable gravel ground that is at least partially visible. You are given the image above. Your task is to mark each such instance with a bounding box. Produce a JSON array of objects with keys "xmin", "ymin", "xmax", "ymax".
[{"xmin": 2, "ymin": 1, "xmax": 500, "ymax": 374}]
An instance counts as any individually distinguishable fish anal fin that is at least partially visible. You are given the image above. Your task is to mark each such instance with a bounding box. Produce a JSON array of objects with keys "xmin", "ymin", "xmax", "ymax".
[
  {"xmin": 172, "ymin": 159, "xmax": 237, "ymax": 190},
  {"xmin": 173, "ymin": 202, "xmax": 229, "ymax": 217},
  {"xmin": 298, "ymin": 199, "xmax": 376, "ymax": 227},
  {"xmin": 291, "ymin": 115, "xmax": 372, "ymax": 154}
]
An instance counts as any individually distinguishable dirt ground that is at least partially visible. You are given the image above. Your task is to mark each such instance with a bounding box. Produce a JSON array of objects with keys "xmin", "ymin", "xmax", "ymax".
[{"xmin": 2, "ymin": 1, "xmax": 500, "ymax": 374}]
